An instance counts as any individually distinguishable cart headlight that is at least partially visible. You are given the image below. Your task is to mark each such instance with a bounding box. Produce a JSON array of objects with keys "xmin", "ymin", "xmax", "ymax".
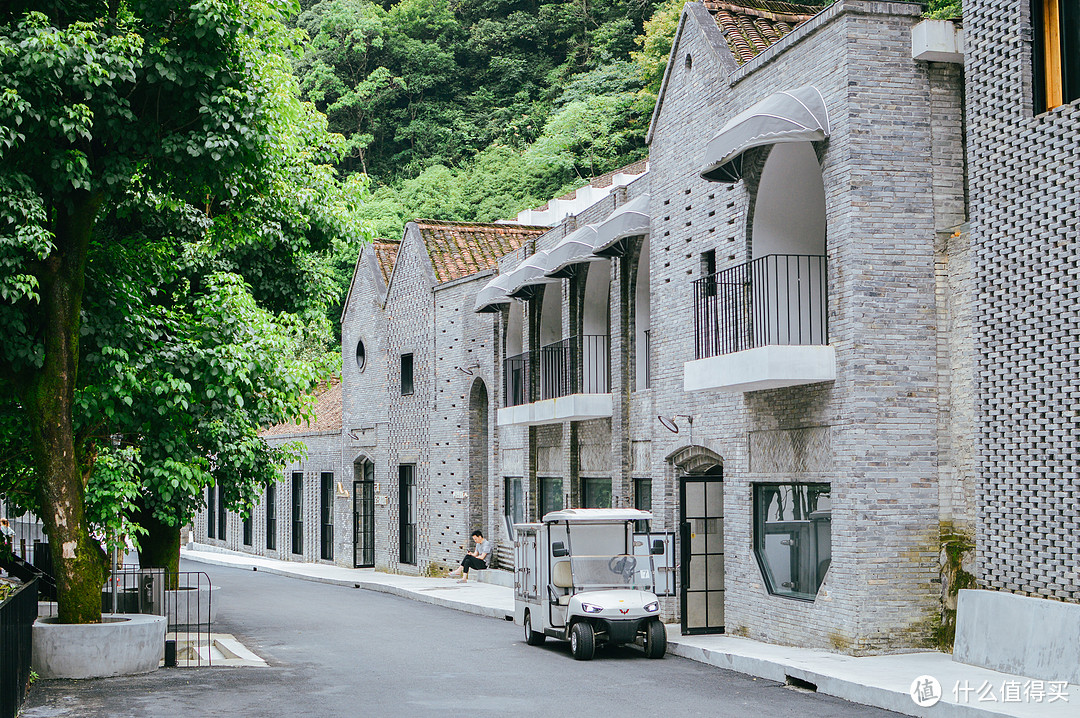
[
  {"xmin": 581, "ymin": 603, "xmax": 603, "ymax": 614},
  {"xmin": 644, "ymin": 601, "xmax": 659, "ymax": 613}
]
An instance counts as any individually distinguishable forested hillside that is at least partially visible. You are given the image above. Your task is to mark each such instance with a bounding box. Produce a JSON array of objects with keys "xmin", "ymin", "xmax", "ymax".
[{"xmin": 293, "ymin": 0, "xmax": 679, "ymax": 237}]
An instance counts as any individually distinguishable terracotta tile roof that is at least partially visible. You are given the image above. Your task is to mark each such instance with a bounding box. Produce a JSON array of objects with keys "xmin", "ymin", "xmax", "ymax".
[
  {"xmin": 704, "ymin": 0, "xmax": 822, "ymax": 65},
  {"xmin": 412, "ymin": 220, "xmax": 548, "ymax": 284},
  {"xmin": 371, "ymin": 240, "xmax": 400, "ymax": 285},
  {"xmin": 260, "ymin": 380, "xmax": 342, "ymax": 438}
]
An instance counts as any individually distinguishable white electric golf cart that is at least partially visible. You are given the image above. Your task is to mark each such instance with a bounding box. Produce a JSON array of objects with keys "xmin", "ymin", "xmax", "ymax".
[{"xmin": 514, "ymin": 508, "xmax": 667, "ymax": 660}]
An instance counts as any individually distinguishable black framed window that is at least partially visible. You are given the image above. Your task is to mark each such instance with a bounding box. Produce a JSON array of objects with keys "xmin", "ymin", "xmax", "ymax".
[
  {"xmin": 399, "ymin": 464, "xmax": 416, "ymax": 564},
  {"xmin": 266, "ymin": 483, "xmax": 277, "ymax": 551},
  {"xmin": 752, "ymin": 483, "xmax": 832, "ymax": 601},
  {"xmin": 634, "ymin": 477, "xmax": 652, "ymax": 532},
  {"xmin": 505, "ymin": 477, "xmax": 524, "ymax": 527},
  {"xmin": 242, "ymin": 510, "xmax": 252, "ymax": 546},
  {"xmin": 355, "ymin": 338, "xmax": 367, "ymax": 370},
  {"xmin": 206, "ymin": 485, "xmax": 215, "ymax": 539},
  {"xmin": 216, "ymin": 484, "xmax": 226, "ymax": 540},
  {"xmin": 581, "ymin": 478, "xmax": 612, "ymax": 508},
  {"xmin": 538, "ymin": 477, "xmax": 563, "ymax": 518},
  {"xmin": 320, "ymin": 472, "xmax": 334, "ymax": 561},
  {"xmin": 400, "ymin": 353, "xmax": 414, "ymax": 395},
  {"xmin": 291, "ymin": 471, "xmax": 304, "ymax": 555},
  {"xmin": 1033, "ymin": 0, "xmax": 1080, "ymax": 112}
]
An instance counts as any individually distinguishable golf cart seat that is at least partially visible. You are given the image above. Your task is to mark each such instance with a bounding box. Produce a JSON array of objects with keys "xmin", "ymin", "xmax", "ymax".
[{"xmin": 552, "ymin": 560, "xmax": 573, "ymax": 605}]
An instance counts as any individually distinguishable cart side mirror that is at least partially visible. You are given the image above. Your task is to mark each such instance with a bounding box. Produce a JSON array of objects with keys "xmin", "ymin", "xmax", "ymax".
[
  {"xmin": 551, "ymin": 541, "xmax": 568, "ymax": 557},
  {"xmin": 651, "ymin": 539, "xmax": 665, "ymax": 555}
]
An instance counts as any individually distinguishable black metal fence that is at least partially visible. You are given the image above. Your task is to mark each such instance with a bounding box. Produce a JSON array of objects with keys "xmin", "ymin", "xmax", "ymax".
[
  {"xmin": 503, "ymin": 335, "xmax": 610, "ymax": 407},
  {"xmin": 694, "ymin": 254, "xmax": 827, "ymax": 359},
  {"xmin": 103, "ymin": 569, "xmax": 213, "ymax": 667},
  {"xmin": 0, "ymin": 578, "xmax": 37, "ymax": 718}
]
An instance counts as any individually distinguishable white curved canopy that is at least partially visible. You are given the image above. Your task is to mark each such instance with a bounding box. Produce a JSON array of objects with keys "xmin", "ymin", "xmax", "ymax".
[
  {"xmin": 544, "ymin": 225, "xmax": 602, "ymax": 279},
  {"xmin": 473, "ymin": 271, "xmax": 517, "ymax": 313},
  {"xmin": 541, "ymin": 508, "xmax": 654, "ymax": 524},
  {"xmin": 505, "ymin": 250, "xmax": 556, "ymax": 300},
  {"xmin": 592, "ymin": 193, "xmax": 651, "ymax": 258},
  {"xmin": 700, "ymin": 86, "xmax": 830, "ymax": 183}
]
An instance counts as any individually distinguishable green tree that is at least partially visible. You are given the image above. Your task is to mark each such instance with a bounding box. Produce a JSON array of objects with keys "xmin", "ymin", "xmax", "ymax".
[{"xmin": 0, "ymin": 0, "xmax": 316, "ymax": 623}]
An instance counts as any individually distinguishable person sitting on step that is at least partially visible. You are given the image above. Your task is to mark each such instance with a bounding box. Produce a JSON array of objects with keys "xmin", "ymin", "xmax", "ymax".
[{"xmin": 448, "ymin": 529, "xmax": 491, "ymax": 583}]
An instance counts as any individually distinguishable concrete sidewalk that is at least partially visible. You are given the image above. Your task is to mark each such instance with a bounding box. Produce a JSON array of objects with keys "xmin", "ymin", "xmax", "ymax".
[{"xmin": 180, "ymin": 546, "xmax": 1077, "ymax": 718}]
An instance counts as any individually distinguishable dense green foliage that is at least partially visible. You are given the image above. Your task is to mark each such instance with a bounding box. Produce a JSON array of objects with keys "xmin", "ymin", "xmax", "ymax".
[
  {"xmin": 295, "ymin": 0, "xmax": 666, "ymax": 237},
  {"xmin": 0, "ymin": 0, "xmax": 363, "ymax": 621}
]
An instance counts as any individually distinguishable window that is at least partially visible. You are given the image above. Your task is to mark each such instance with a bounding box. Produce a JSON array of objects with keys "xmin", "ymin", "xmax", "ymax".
[
  {"xmin": 206, "ymin": 486, "xmax": 215, "ymax": 539},
  {"xmin": 242, "ymin": 511, "xmax": 252, "ymax": 546},
  {"xmin": 634, "ymin": 478, "xmax": 652, "ymax": 532},
  {"xmin": 400, "ymin": 353, "xmax": 414, "ymax": 395},
  {"xmin": 581, "ymin": 478, "xmax": 612, "ymax": 508},
  {"xmin": 700, "ymin": 249, "xmax": 717, "ymax": 298},
  {"xmin": 291, "ymin": 472, "xmax": 304, "ymax": 555},
  {"xmin": 216, "ymin": 485, "xmax": 226, "ymax": 541},
  {"xmin": 1033, "ymin": 0, "xmax": 1080, "ymax": 112},
  {"xmin": 399, "ymin": 464, "xmax": 416, "ymax": 564},
  {"xmin": 505, "ymin": 477, "xmax": 524, "ymax": 527},
  {"xmin": 753, "ymin": 483, "xmax": 831, "ymax": 601},
  {"xmin": 355, "ymin": 338, "xmax": 367, "ymax": 370},
  {"xmin": 266, "ymin": 484, "xmax": 277, "ymax": 551},
  {"xmin": 538, "ymin": 477, "xmax": 563, "ymax": 518},
  {"xmin": 320, "ymin": 472, "xmax": 334, "ymax": 561}
]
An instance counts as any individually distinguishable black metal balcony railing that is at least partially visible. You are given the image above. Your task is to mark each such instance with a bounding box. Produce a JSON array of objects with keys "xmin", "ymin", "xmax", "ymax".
[
  {"xmin": 503, "ymin": 335, "xmax": 610, "ymax": 407},
  {"xmin": 694, "ymin": 254, "xmax": 828, "ymax": 360}
]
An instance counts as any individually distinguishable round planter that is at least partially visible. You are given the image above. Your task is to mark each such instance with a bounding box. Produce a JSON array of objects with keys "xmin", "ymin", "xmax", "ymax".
[
  {"xmin": 32, "ymin": 613, "xmax": 166, "ymax": 679},
  {"xmin": 164, "ymin": 585, "xmax": 219, "ymax": 627}
]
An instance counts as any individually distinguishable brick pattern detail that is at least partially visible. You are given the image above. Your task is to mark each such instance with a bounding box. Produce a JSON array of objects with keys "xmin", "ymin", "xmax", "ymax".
[{"xmin": 966, "ymin": 0, "xmax": 1080, "ymax": 602}]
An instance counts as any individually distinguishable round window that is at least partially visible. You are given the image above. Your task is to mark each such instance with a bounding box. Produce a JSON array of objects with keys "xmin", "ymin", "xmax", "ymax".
[{"xmin": 355, "ymin": 339, "xmax": 367, "ymax": 371}]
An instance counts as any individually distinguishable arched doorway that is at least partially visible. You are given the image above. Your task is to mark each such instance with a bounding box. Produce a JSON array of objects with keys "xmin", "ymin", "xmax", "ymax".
[
  {"xmin": 352, "ymin": 455, "xmax": 375, "ymax": 568},
  {"xmin": 667, "ymin": 445, "xmax": 724, "ymax": 635},
  {"xmin": 468, "ymin": 379, "xmax": 490, "ymax": 537}
]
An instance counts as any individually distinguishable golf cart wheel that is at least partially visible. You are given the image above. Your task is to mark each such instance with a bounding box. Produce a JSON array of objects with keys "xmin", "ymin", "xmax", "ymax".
[
  {"xmin": 643, "ymin": 619, "xmax": 666, "ymax": 659},
  {"xmin": 524, "ymin": 611, "xmax": 546, "ymax": 646},
  {"xmin": 570, "ymin": 622, "xmax": 595, "ymax": 661}
]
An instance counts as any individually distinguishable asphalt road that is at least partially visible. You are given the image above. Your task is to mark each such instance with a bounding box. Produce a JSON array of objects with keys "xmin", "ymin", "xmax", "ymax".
[{"xmin": 23, "ymin": 561, "xmax": 902, "ymax": 717}]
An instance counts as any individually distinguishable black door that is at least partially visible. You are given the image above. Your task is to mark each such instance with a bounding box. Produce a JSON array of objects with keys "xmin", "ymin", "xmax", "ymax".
[
  {"xmin": 679, "ymin": 469, "xmax": 724, "ymax": 634},
  {"xmin": 353, "ymin": 460, "xmax": 374, "ymax": 568}
]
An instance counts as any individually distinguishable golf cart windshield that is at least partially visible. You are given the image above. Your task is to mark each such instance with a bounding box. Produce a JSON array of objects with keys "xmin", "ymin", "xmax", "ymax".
[{"xmin": 570, "ymin": 555, "xmax": 655, "ymax": 591}]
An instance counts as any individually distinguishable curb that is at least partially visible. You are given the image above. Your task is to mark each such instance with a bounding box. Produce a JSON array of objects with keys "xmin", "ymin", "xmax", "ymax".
[{"xmin": 182, "ymin": 552, "xmax": 513, "ymax": 622}]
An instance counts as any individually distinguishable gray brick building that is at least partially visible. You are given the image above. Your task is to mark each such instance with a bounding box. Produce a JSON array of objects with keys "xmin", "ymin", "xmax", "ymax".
[{"xmin": 194, "ymin": 0, "xmax": 997, "ymax": 657}]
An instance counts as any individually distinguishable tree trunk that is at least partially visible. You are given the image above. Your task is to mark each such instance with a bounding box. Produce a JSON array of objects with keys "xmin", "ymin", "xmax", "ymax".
[
  {"xmin": 20, "ymin": 192, "xmax": 106, "ymax": 624},
  {"xmin": 135, "ymin": 501, "xmax": 181, "ymax": 590}
]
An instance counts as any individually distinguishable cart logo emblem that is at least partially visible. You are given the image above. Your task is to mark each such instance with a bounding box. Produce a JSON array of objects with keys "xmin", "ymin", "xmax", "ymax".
[{"xmin": 620, "ymin": 609, "xmax": 630, "ymax": 614}]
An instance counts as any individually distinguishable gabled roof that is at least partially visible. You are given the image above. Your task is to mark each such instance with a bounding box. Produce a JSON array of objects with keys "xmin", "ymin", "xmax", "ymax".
[
  {"xmin": 371, "ymin": 240, "xmax": 400, "ymax": 285},
  {"xmin": 704, "ymin": 0, "xmax": 820, "ymax": 65},
  {"xmin": 261, "ymin": 380, "xmax": 342, "ymax": 438},
  {"xmin": 412, "ymin": 220, "xmax": 548, "ymax": 284}
]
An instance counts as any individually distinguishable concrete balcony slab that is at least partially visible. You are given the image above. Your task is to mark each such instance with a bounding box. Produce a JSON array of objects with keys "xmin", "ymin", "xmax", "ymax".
[
  {"xmin": 684, "ymin": 344, "xmax": 836, "ymax": 393},
  {"xmin": 497, "ymin": 393, "xmax": 612, "ymax": 426}
]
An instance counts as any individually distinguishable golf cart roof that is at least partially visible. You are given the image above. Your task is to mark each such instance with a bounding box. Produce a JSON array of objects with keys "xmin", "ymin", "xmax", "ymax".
[{"xmin": 541, "ymin": 508, "xmax": 653, "ymax": 524}]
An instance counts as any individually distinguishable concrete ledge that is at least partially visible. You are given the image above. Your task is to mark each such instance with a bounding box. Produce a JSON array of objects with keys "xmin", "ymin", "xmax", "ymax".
[
  {"xmin": 474, "ymin": 568, "xmax": 514, "ymax": 588},
  {"xmin": 684, "ymin": 344, "xmax": 836, "ymax": 393},
  {"xmin": 497, "ymin": 393, "xmax": 612, "ymax": 426},
  {"xmin": 954, "ymin": 589, "xmax": 1080, "ymax": 685},
  {"xmin": 33, "ymin": 613, "xmax": 166, "ymax": 679}
]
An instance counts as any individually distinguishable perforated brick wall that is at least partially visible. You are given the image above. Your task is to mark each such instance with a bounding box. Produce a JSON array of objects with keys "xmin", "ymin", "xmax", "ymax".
[{"xmin": 966, "ymin": 0, "xmax": 1080, "ymax": 602}]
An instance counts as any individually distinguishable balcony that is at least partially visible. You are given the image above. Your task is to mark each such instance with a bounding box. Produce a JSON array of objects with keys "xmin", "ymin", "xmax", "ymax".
[
  {"xmin": 499, "ymin": 335, "xmax": 612, "ymax": 426},
  {"xmin": 684, "ymin": 254, "xmax": 835, "ymax": 393}
]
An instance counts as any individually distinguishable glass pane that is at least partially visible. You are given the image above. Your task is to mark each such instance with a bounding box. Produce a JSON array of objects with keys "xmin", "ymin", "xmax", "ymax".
[
  {"xmin": 689, "ymin": 554, "xmax": 706, "ymax": 590},
  {"xmin": 690, "ymin": 519, "xmax": 706, "ymax": 554},
  {"xmin": 707, "ymin": 590, "xmax": 725, "ymax": 627},
  {"xmin": 706, "ymin": 553, "xmax": 724, "ymax": 589},
  {"xmin": 753, "ymin": 483, "xmax": 831, "ymax": 600},
  {"xmin": 687, "ymin": 592, "xmax": 707, "ymax": 627},
  {"xmin": 686, "ymin": 482, "xmax": 705, "ymax": 516},
  {"xmin": 706, "ymin": 481, "xmax": 724, "ymax": 517}
]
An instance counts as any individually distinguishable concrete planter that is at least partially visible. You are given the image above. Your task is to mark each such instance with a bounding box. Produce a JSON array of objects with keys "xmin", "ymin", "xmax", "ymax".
[
  {"xmin": 32, "ymin": 613, "xmax": 166, "ymax": 679},
  {"xmin": 165, "ymin": 585, "xmax": 219, "ymax": 627}
]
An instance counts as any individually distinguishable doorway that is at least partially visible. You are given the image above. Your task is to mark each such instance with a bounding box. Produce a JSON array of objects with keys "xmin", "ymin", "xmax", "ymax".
[
  {"xmin": 678, "ymin": 462, "xmax": 724, "ymax": 635},
  {"xmin": 353, "ymin": 459, "xmax": 374, "ymax": 568}
]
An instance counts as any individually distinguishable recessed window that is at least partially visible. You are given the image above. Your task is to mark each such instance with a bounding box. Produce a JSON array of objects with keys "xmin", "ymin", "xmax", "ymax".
[
  {"xmin": 400, "ymin": 353, "xmax": 414, "ymax": 395},
  {"xmin": 685, "ymin": 53, "xmax": 693, "ymax": 70},
  {"xmin": 753, "ymin": 483, "xmax": 831, "ymax": 601},
  {"xmin": 539, "ymin": 477, "xmax": 563, "ymax": 517},
  {"xmin": 291, "ymin": 472, "xmax": 303, "ymax": 555},
  {"xmin": 1033, "ymin": 0, "xmax": 1080, "ymax": 112},
  {"xmin": 634, "ymin": 478, "xmax": 652, "ymax": 532},
  {"xmin": 505, "ymin": 477, "xmax": 524, "ymax": 527},
  {"xmin": 265, "ymin": 483, "xmax": 277, "ymax": 551},
  {"xmin": 581, "ymin": 478, "xmax": 612, "ymax": 508},
  {"xmin": 399, "ymin": 464, "xmax": 416, "ymax": 565},
  {"xmin": 355, "ymin": 339, "xmax": 366, "ymax": 370}
]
